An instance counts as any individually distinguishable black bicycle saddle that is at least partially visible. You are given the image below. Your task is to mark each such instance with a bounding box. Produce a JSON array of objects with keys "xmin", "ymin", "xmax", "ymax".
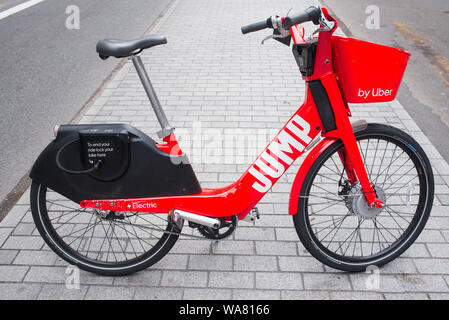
[{"xmin": 96, "ymin": 35, "xmax": 167, "ymax": 59}]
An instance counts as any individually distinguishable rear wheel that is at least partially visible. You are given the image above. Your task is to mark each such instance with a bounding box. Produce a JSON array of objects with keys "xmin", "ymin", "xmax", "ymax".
[
  {"xmin": 294, "ymin": 123, "xmax": 434, "ymax": 272},
  {"xmin": 30, "ymin": 182, "xmax": 180, "ymax": 276}
]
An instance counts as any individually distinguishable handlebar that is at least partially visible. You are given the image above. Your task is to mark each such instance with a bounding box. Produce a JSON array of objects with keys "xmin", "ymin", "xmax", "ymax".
[
  {"xmin": 241, "ymin": 6, "xmax": 322, "ymax": 35},
  {"xmin": 241, "ymin": 18, "xmax": 271, "ymax": 35},
  {"xmin": 282, "ymin": 6, "xmax": 321, "ymax": 29}
]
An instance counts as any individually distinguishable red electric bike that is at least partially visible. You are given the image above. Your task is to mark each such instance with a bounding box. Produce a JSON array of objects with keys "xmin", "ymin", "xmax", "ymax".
[{"xmin": 30, "ymin": 7, "xmax": 434, "ymax": 275}]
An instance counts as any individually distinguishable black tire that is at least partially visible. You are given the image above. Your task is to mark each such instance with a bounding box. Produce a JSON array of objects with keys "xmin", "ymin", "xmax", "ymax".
[
  {"xmin": 293, "ymin": 123, "xmax": 434, "ymax": 272},
  {"xmin": 30, "ymin": 182, "xmax": 180, "ymax": 276}
]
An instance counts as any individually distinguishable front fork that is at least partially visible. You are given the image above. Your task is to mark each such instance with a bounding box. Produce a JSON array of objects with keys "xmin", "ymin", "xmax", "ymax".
[
  {"xmin": 336, "ymin": 128, "xmax": 384, "ymax": 208},
  {"xmin": 320, "ymin": 74, "xmax": 384, "ymax": 209}
]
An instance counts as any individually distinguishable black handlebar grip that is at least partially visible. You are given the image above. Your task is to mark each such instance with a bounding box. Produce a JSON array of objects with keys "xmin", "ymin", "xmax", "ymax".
[
  {"xmin": 241, "ymin": 18, "xmax": 270, "ymax": 34},
  {"xmin": 282, "ymin": 6, "xmax": 321, "ymax": 29}
]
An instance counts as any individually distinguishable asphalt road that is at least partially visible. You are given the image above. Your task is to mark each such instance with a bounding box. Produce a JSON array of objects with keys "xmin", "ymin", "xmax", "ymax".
[
  {"xmin": 322, "ymin": 0, "xmax": 449, "ymax": 163},
  {"xmin": 0, "ymin": 0, "xmax": 171, "ymax": 204}
]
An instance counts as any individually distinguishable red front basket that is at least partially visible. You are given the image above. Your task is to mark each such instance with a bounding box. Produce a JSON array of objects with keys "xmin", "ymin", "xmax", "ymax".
[{"xmin": 331, "ymin": 36, "xmax": 410, "ymax": 103}]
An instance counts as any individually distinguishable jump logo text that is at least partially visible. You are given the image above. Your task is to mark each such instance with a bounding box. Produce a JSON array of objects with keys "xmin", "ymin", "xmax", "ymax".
[{"xmin": 249, "ymin": 115, "xmax": 312, "ymax": 193}]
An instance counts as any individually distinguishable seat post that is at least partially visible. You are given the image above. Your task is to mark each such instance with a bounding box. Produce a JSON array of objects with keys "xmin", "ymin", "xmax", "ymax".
[{"xmin": 131, "ymin": 55, "xmax": 174, "ymax": 138}]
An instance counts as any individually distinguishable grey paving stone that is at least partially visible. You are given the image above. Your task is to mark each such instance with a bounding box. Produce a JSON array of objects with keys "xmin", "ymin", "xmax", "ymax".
[
  {"xmin": 430, "ymin": 206, "xmax": 449, "ymax": 217},
  {"xmin": 234, "ymin": 227, "xmax": 276, "ymax": 241},
  {"xmin": 24, "ymin": 266, "xmax": 67, "ymax": 284},
  {"xmin": 189, "ymin": 254, "xmax": 233, "ymax": 271},
  {"xmin": 275, "ymin": 228, "xmax": 299, "ymax": 241},
  {"xmin": 416, "ymin": 229, "xmax": 446, "ymax": 243},
  {"xmin": 209, "ymin": 271, "xmax": 254, "ymax": 289},
  {"xmin": 441, "ymin": 230, "xmax": 449, "ymax": 242},
  {"xmin": 351, "ymin": 273, "xmax": 403, "ymax": 293},
  {"xmin": 212, "ymin": 240, "xmax": 254, "ymax": 255},
  {"xmin": 414, "ymin": 258, "xmax": 449, "ymax": 274},
  {"xmin": 256, "ymin": 272, "xmax": 303, "ymax": 290},
  {"xmin": 380, "ymin": 258, "xmax": 418, "ymax": 274},
  {"xmin": 161, "ymin": 270, "xmax": 208, "ymax": 288},
  {"xmin": 153, "ymin": 254, "xmax": 189, "ymax": 270},
  {"xmin": 0, "ymin": 228, "xmax": 13, "ymax": 247},
  {"xmin": 330, "ymin": 291, "xmax": 384, "ymax": 300},
  {"xmin": 435, "ymin": 185, "xmax": 449, "ymax": 194},
  {"xmin": 13, "ymin": 250, "xmax": 58, "ymax": 266},
  {"xmin": 0, "ymin": 265, "xmax": 29, "ymax": 282},
  {"xmin": 134, "ymin": 287, "xmax": 184, "ymax": 300},
  {"xmin": 352, "ymin": 273, "xmax": 449, "ymax": 293},
  {"xmin": 255, "ymin": 241, "xmax": 297, "ymax": 256},
  {"xmin": 278, "ymin": 256, "xmax": 325, "ymax": 272},
  {"xmin": 401, "ymin": 243, "xmax": 431, "ymax": 258},
  {"xmin": 113, "ymin": 270, "xmax": 162, "ymax": 287},
  {"xmin": 441, "ymin": 175, "xmax": 449, "ymax": 186},
  {"xmin": 19, "ymin": 211, "xmax": 33, "ymax": 223},
  {"xmin": 38, "ymin": 284, "xmax": 88, "ymax": 300},
  {"xmin": 436, "ymin": 195, "xmax": 449, "ymax": 206},
  {"xmin": 281, "ymin": 290, "xmax": 330, "ymax": 300},
  {"xmin": 384, "ymin": 293, "xmax": 429, "ymax": 300},
  {"xmin": 0, "ymin": 206, "xmax": 28, "ymax": 228},
  {"xmin": 429, "ymin": 293, "xmax": 449, "ymax": 300},
  {"xmin": 0, "ymin": 283, "xmax": 42, "ymax": 299},
  {"xmin": 234, "ymin": 256, "xmax": 278, "ymax": 272},
  {"xmin": 77, "ymin": 266, "xmax": 114, "ymax": 285},
  {"xmin": 85, "ymin": 286, "xmax": 135, "ymax": 300},
  {"xmin": 427, "ymin": 243, "xmax": 449, "ymax": 258},
  {"xmin": 15, "ymin": 189, "xmax": 30, "ymax": 205},
  {"xmin": 256, "ymin": 215, "xmax": 293, "ymax": 228},
  {"xmin": 12, "ymin": 223, "xmax": 35, "ymax": 236},
  {"xmin": 2, "ymin": 236, "xmax": 44, "ymax": 250},
  {"xmin": 170, "ymin": 240, "xmax": 211, "ymax": 254},
  {"xmin": 304, "ymin": 273, "xmax": 351, "ymax": 291},
  {"xmin": 425, "ymin": 217, "xmax": 449, "ymax": 229},
  {"xmin": 233, "ymin": 289, "xmax": 280, "ymax": 300},
  {"xmin": 398, "ymin": 275, "xmax": 449, "ymax": 293},
  {"xmin": 0, "ymin": 250, "xmax": 18, "ymax": 264},
  {"xmin": 184, "ymin": 288, "xmax": 232, "ymax": 300},
  {"xmin": 24, "ymin": 266, "xmax": 114, "ymax": 287}
]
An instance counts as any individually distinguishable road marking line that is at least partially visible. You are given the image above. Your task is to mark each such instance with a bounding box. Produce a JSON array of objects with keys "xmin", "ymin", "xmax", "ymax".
[{"xmin": 0, "ymin": 0, "xmax": 45, "ymax": 21}]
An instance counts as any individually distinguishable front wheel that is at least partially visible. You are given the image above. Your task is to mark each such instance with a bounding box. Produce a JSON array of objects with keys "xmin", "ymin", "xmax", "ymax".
[
  {"xmin": 294, "ymin": 123, "xmax": 434, "ymax": 272},
  {"xmin": 30, "ymin": 182, "xmax": 180, "ymax": 276}
]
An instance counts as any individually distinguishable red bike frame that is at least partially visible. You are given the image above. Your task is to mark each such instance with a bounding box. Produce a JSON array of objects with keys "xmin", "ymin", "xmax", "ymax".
[{"xmin": 81, "ymin": 8, "xmax": 384, "ymax": 219}]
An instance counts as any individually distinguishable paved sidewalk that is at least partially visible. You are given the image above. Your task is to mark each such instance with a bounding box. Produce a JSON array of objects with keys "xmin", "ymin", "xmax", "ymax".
[{"xmin": 1, "ymin": 0, "xmax": 449, "ymax": 300}]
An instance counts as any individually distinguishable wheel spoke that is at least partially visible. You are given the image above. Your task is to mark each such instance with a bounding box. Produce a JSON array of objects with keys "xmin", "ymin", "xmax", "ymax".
[
  {"xmin": 301, "ymin": 135, "xmax": 428, "ymax": 261},
  {"xmin": 35, "ymin": 186, "xmax": 177, "ymax": 267}
]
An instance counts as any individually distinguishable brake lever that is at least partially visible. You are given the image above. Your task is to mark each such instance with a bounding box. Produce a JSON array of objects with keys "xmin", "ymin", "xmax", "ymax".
[
  {"xmin": 311, "ymin": 17, "xmax": 335, "ymax": 36},
  {"xmin": 308, "ymin": 17, "xmax": 335, "ymax": 40},
  {"xmin": 261, "ymin": 33, "xmax": 285, "ymax": 45}
]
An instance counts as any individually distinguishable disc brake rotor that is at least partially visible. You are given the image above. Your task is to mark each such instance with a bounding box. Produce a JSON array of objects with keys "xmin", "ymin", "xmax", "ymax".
[{"xmin": 345, "ymin": 184, "xmax": 387, "ymax": 219}]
